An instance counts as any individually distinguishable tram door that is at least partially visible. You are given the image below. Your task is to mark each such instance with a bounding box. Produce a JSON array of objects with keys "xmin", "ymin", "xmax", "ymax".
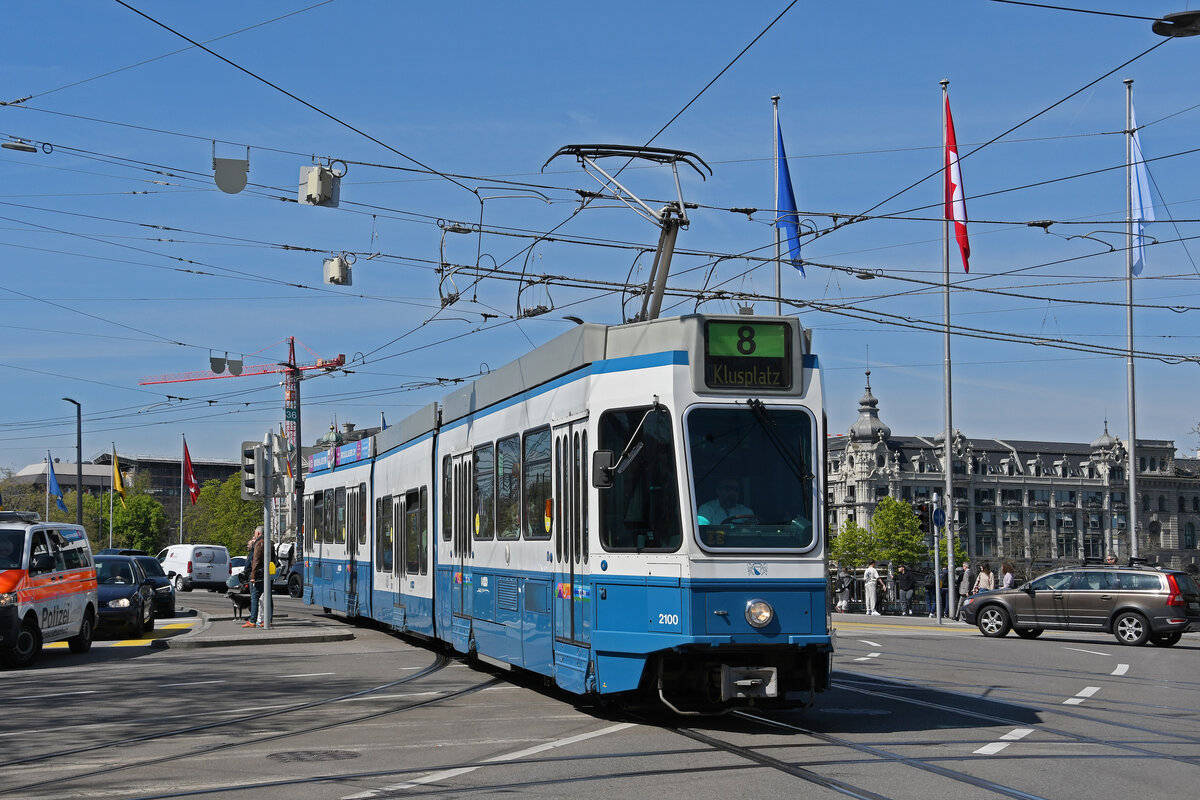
[
  {"xmin": 450, "ymin": 453, "xmax": 472, "ymax": 618},
  {"xmin": 552, "ymin": 419, "xmax": 590, "ymax": 645},
  {"xmin": 345, "ymin": 485, "xmax": 362, "ymax": 615}
]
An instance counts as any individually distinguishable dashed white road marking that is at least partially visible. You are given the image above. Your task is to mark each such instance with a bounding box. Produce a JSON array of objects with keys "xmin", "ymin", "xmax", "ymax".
[
  {"xmin": 277, "ymin": 672, "xmax": 336, "ymax": 678},
  {"xmin": 342, "ymin": 722, "xmax": 635, "ymax": 798},
  {"xmin": 160, "ymin": 680, "xmax": 226, "ymax": 688},
  {"xmin": 858, "ymin": 640, "xmax": 881, "ymax": 648},
  {"xmin": 1111, "ymin": 663, "xmax": 1130, "ymax": 676},
  {"xmin": 974, "ymin": 727, "xmax": 1033, "ymax": 755},
  {"xmin": 853, "ymin": 652, "xmax": 881, "ymax": 662},
  {"xmin": 1062, "ymin": 647, "xmax": 1110, "ymax": 656},
  {"xmin": 1063, "ymin": 686, "xmax": 1101, "ymax": 705}
]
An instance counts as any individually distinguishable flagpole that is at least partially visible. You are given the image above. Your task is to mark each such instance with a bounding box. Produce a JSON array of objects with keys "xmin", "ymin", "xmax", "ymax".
[
  {"xmin": 940, "ymin": 79, "xmax": 958, "ymax": 618},
  {"xmin": 180, "ymin": 434, "xmax": 186, "ymax": 545},
  {"xmin": 45, "ymin": 451, "xmax": 51, "ymax": 519},
  {"xmin": 109, "ymin": 443, "xmax": 114, "ymax": 550},
  {"xmin": 772, "ymin": 95, "xmax": 782, "ymax": 315},
  {"xmin": 1124, "ymin": 78, "xmax": 1140, "ymax": 559}
]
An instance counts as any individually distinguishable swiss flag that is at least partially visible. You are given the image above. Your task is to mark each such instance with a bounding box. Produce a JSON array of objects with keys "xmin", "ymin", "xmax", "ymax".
[
  {"xmin": 945, "ymin": 95, "xmax": 971, "ymax": 273},
  {"xmin": 183, "ymin": 439, "xmax": 200, "ymax": 505}
]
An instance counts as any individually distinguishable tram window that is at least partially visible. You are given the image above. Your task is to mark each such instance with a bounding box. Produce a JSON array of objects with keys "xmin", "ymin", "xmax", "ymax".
[
  {"xmin": 347, "ymin": 490, "xmax": 358, "ymax": 548},
  {"xmin": 687, "ymin": 406, "xmax": 817, "ymax": 551},
  {"xmin": 334, "ymin": 486, "xmax": 347, "ymax": 544},
  {"xmin": 322, "ymin": 489, "xmax": 334, "ymax": 544},
  {"xmin": 581, "ymin": 430, "xmax": 589, "ymax": 564},
  {"xmin": 523, "ymin": 427, "xmax": 551, "ymax": 540},
  {"xmin": 496, "ymin": 434, "xmax": 521, "ymax": 540},
  {"xmin": 307, "ymin": 494, "xmax": 319, "ymax": 550},
  {"xmin": 555, "ymin": 435, "xmax": 564, "ymax": 562},
  {"xmin": 597, "ymin": 406, "xmax": 682, "ymax": 552},
  {"xmin": 441, "ymin": 455, "xmax": 452, "ymax": 541},
  {"xmin": 405, "ymin": 488, "xmax": 422, "ymax": 574},
  {"xmin": 474, "ymin": 444, "xmax": 495, "ymax": 540},
  {"xmin": 358, "ymin": 482, "xmax": 368, "ymax": 545},
  {"xmin": 573, "ymin": 431, "xmax": 582, "ymax": 564},
  {"xmin": 419, "ymin": 486, "xmax": 428, "ymax": 573},
  {"xmin": 377, "ymin": 495, "xmax": 393, "ymax": 573}
]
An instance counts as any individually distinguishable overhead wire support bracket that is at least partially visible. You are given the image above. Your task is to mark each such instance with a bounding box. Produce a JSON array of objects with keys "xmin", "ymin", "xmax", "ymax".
[{"xmin": 543, "ymin": 144, "xmax": 711, "ymax": 321}]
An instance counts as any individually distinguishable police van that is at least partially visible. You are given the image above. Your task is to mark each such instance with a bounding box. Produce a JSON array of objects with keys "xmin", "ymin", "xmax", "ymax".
[{"xmin": 0, "ymin": 510, "xmax": 99, "ymax": 668}]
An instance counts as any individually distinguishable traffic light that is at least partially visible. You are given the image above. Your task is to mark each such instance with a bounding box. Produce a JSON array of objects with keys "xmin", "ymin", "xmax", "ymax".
[
  {"xmin": 241, "ymin": 440, "xmax": 265, "ymax": 501},
  {"xmin": 266, "ymin": 432, "xmax": 290, "ymax": 497}
]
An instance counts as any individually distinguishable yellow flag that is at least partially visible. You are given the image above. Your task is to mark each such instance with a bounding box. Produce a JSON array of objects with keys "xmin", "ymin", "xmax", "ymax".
[{"xmin": 113, "ymin": 453, "xmax": 127, "ymax": 506}]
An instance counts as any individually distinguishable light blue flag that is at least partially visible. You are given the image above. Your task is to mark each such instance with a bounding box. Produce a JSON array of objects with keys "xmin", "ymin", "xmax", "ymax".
[
  {"xmin": 1130, "ymin": 106, "xmax": 1154, "ymax": 276},
  {"xmin": 47, "ymin": 454, "xmax": 68, "ymax": 512},
  {"xmin": 776, "ymin": 118, "xmax": 804, "ymax": 276}
]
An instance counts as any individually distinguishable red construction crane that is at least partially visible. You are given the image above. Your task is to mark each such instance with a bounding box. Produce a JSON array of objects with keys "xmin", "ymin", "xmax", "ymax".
[{"xmin": 139, "ymin": 337, "xmax": 345, "ymax": 474}]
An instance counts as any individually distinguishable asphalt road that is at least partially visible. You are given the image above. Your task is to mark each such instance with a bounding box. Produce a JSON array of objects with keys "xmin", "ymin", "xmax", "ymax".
[{"xmin": 2, "ymin": 597, "xmax": 1196, "ymax": 800}]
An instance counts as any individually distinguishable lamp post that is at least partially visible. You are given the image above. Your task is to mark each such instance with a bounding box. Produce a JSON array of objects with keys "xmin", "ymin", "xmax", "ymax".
[{"xmin": 62, "ymin": 397, "xmax": 82, "ymax": 527}]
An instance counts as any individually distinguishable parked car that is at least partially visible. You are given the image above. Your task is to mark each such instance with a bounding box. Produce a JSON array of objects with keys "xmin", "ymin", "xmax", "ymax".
[
  {"xmin": 94, "ymin": 555, "xmax": 155, "ymax": 637},
  {"xmin": 156, "ymin": 544, "xmax": 231, "ymax": 592},
  {"xmin": 961, "ymin": 560, "xmax": 1200, "ymax": 646},
  {"xmin": 131, "ymin": 554, "xmax": 175, "ymax": 617}
]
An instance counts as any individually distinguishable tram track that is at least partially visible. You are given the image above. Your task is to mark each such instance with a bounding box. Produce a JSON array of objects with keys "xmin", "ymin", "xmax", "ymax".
[{"xmin": 0, "ymin": 655, "xmax": 502, "ymax": 799}]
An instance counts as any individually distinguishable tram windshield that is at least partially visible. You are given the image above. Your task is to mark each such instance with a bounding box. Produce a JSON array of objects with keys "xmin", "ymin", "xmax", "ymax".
[
  {"xmin": 688, "ymin": 405, "xmax": 817, "ymax": 551},
  {"xmin": 597, "ymin": 405, "xmax": 683, "ymax": 552}
]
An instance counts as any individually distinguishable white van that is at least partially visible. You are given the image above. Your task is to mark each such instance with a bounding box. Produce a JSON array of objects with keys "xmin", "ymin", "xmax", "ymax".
[
  {"xmin": 156, "ymin": 544, "xmax": 231, "ymax": 592},
  {"xmin": 0, "ymin": 510, "xmax": 99, "ymax": 668}
]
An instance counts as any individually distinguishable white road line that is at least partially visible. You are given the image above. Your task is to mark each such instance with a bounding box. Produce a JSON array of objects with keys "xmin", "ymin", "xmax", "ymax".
[
  {"xmin": 1111, "ymin": 663, "xmax": 1130, "ymax": 676},
  {"xmin": 277, "ymin": 672, "xmax": 336, "ymax": 678},
  {"xmin": 852, "ymin": 652, "xmax": 881, "ymax": 662},
  {"xmin": 342, "ymin": 722, "xmax": 636, "ymax": 798},
  {"xmin": 1063, "ymin": 686, "xmax": 1101, "ymax": 705},
  {"xmin": 858, "ymin": 640, "xmax": 881, "ymax": 648},
  {"xmin": 974, "ymin": 727, "xmax": 1033, "ymax": 755},
  {"xmin": 17, "ymin": 690, "xmax": 96, "ymax": 701},
  {"xmin": 159, "ymin": 680, "xmax": 226, "ymax": 688},
  {"xmin": 1062, "ymin": 647, "xmax": 1110, "ymax": 656}
]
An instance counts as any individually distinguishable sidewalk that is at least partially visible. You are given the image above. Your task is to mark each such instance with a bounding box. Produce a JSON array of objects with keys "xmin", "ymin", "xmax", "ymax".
[
  {"xmin": 832, "ymin": 609, "xmax": 973, "ymax": 630},
  {"xmin": 152, "ymin": 610, "xmax": 356, "ymax": 650}
]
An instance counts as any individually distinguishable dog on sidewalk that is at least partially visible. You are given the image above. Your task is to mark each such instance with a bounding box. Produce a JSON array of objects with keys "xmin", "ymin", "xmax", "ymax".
[{"xmin": 228, "ymin": 591, "xmax": 251, "ymax": 620}]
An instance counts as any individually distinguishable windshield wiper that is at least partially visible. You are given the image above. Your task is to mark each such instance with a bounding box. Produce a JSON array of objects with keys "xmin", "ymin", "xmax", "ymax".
[{"xmin": 746, "ymin": 398, "xmax": 813, "ymax": 485}]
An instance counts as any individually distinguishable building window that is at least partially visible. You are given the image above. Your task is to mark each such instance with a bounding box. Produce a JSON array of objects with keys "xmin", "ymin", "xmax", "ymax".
[
  {"xmin": 1194, "ymin": 496, "xmax": 1200, "ymax": 513},
  {"xmin": 1083, "ymin": 491, "xmax": 1104, "ymax": 508},
  {"xmin": 1031, "ymin": 511, "xmax": 1048, "ymax": 528},
  {"xmin": 1149, "ymin": 521, "xmax": 1161, "ymax": 549},
  {"xmin": 975, "ymin": 510, "xmax": 995, "ymax": 529},
  {"xmin": 847, "ymin": 486, "xmax": 856, "ymax": 500},
  {"xmin": 1180, "ymin": 496, "xmax": 1187, "ymax": 513},
  {"xmin": 974, "ymin": 488, "xmax": 995, "ymax": 506},
  {"xmin": 874, "ymin": 485, "xmax": 888, "ymax": 499},
  {"xmin": 1158, "ymin": 495, "xmax": 1167, "ymax": 513},
  {"xmin": 976, "ymin": 532, "xmax": 996, "ymax": 557},
  {"xmin": 1113, "ymin": 513, "xmax": 1127, "ymax": 530},
  {"xmin": 876, "ymin": 455, "xmax": 884, "ymax": 468},
  {"xmin": 1086, "ymin": 513, "xmax": 1102, "ymax": 530},
  {"xmin": 1055, "ymin": 529, "xmax": 1078, "ymax": 559},
  {"xmin": 1001, "ymin": 488, "xmax": 1022, "ymax": 506},
  {"xmin": 1084, "ymin": 532, "xmax": 1104, "ymax": 559},
  {"xmin": 1031, "ymin": 490, "xmax": 1050, "ymax": 506},
  {"xmin": 1140, "ymin": 457, "xmax": 1147, "ymax": 472},
  {"xmin": 1002, "ymin": 511, "xmax": 1022, "ymax": 528},
  {"xmin": 1055, "ymin": 490, "xmax": 1077, "ymax": 507},
  {"xmin": 1142, "ymin": 494, "xmax": 1150, "ymax": 512},
  {"xmin": 1184, "ymin": 523, "xmax": 1197, "ymax": 550}
]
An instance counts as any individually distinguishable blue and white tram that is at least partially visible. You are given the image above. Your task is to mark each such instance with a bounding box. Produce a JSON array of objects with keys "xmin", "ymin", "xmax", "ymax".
[{"xmin": 302, "ymin": 313, "xmax": 832, "ymax": 711}]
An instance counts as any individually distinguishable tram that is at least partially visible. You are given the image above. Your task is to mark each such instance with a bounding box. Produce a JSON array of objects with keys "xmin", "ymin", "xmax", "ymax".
[{"xmin": 301, "ymin": 313, "xmax": 831, "ymax": 711}]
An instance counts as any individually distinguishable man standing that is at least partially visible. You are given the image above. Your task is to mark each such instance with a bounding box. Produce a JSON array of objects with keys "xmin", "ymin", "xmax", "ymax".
[
  {"xmin": 863, "ymin": 560, "xmax": 881, "ymax": 616},
  {"xmin": 895, "ymin": 565, "xmax": 916, "ymax": 616},
  {"xmin": 957, "ymin": 559, "xmax": 975, "ymax": 619},
  {"xmin": 244, "ymin": 527, "xmax": 264, "ymax": 629}
]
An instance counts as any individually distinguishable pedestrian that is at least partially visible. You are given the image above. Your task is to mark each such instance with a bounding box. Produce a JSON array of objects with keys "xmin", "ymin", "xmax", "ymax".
[
  {"xmin": 834, "ymin": 565, "xmax": 853, "ymax": 613},
  {"xmin": 923, "ymin": 569, "xmax": 937, "ymax": 617},
  {"xmin": 244, "ymin": 526, "xmax": 264, "ymax": 629},
  {"xmin": 973, "ymin": 562, "xmax": 995, "ymax": 593},
  {"xmin": 1000, "ymin": 561, "xmax": 1015, "ymax": 590},
  {"xmin": 956, "ymin": 560, "xmax": 974, "ymax": 620},
  {"xmin": 895, "ymin": 565, "xmax": 916, "ymax": 616},
  {"xmin": 863, "ymin": 560, "xmax": 881, "ymax": 616},
  {"xmin": 939, "ymin": 565, "xmax": 949, "ymax": 618}
]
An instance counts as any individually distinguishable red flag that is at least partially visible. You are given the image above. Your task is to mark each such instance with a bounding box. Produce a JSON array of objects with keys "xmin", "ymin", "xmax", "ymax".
[
  {"xmin": 944, "ymin": 95, "xmax": 971, "ymax": 273},
  {"xmin": 183, "ymin": 438, "xmax": 199, "ymax": 505}
]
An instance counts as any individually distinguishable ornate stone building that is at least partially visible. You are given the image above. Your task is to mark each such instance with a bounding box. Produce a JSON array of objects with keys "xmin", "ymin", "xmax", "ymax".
[{"xmin": 827, "ymin": 372, "xmax": 1200, "ymax": 572}]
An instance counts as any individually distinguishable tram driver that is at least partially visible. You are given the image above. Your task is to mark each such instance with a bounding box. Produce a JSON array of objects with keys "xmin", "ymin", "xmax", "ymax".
[{"xmin": 697, "ymin": 478, "xmax": 756, "ymax": 525}]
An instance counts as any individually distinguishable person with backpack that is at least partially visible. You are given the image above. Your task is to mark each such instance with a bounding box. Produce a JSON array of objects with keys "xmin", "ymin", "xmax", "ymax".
[
  {"xmin": 834, "ymin": 566, "xmax": 853, "ymax": 613},
  {"xmin": 923, "ymin": 569, "xmax": 937, "ymax": 617}
]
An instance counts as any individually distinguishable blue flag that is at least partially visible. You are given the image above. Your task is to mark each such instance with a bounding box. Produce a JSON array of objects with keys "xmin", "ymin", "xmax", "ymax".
[
  {"xmin": 47, "ymin": 455, "xmax": 68, "ymax": 512},
  {"xmin": 1130, "ymin": 105, "xmax": 1154, "ymax": 276},
  {"xmin": 776, "ymin": 118, "xmax": 804, "ymax": 276}
]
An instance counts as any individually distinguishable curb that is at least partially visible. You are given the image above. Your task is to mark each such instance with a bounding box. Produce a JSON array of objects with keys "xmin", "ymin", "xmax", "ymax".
[{"xmin": 151, "ymin": 610, "xmax": 354, "ymax": 649}]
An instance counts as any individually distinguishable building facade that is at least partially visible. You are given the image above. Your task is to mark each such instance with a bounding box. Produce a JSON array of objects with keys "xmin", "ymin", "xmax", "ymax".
[{"xmin": 827, "ymin": 373, "xmax": 1200, "ymax": 573}]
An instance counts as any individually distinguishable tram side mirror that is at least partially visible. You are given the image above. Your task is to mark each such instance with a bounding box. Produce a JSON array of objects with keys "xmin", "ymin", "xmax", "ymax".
[{"xmin": 592, "ymin": 450, "xmax": 615, "ymax": 489}]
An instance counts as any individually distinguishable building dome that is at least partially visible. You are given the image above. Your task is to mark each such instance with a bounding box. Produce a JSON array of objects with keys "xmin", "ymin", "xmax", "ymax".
[
  {"xmin": 1090, "ymin": 419, "xmax": 1117, "ymax": 451},
  {"xmin": 848, "ymin": 371, "xmax": 891, "ymax": 442}
]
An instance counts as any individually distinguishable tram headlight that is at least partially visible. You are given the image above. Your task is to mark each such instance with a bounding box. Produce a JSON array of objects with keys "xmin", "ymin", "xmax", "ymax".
[{"xmin": 745, "ymin": 599, "xmax": 774, "ymax": 628}]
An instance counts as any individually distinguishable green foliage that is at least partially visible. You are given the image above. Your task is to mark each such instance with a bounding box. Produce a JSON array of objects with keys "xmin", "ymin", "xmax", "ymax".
[
  {"xmin": 871, "ymin": 497, "xmax": 930, "ymax": 568},
  {"xmin": 182, "ymin": 473, "xmax": 262, "ymax": 555},
  {"xmin": 830, "ymin": 518, "xmax": 876, "ymax": 568}
]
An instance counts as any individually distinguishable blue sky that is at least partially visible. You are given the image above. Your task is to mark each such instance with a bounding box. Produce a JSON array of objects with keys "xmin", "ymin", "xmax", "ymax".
[{"xmin": 3, "ymin": 1, "xmax": 1199, "ymax": 471}]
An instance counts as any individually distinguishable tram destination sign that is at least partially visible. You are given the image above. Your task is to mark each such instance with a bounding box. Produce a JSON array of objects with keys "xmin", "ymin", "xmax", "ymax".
[{"xmin": 703, "ymin": 320, "xmax": 792, "ymax": 391}]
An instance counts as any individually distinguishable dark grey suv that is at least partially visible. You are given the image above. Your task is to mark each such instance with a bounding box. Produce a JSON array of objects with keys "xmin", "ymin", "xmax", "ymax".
[{"xmin": 961, "ymin": 562, "xmax": 1200, "ymax": 646}]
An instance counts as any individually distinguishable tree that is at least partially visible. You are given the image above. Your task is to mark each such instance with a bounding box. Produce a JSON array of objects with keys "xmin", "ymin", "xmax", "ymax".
[
  {"xmin": 872, "ymin": 497, "xmax": 930, "ymax": 569},
  {"xmin": 830, "ymin": 518, "xmax": 876, "ymax": 568}
]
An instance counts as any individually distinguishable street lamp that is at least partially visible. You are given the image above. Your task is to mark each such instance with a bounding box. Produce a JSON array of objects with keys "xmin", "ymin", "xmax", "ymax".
[{"xmin": 62, "ymin": 398, "xmax": 82, "ymax": 527}]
